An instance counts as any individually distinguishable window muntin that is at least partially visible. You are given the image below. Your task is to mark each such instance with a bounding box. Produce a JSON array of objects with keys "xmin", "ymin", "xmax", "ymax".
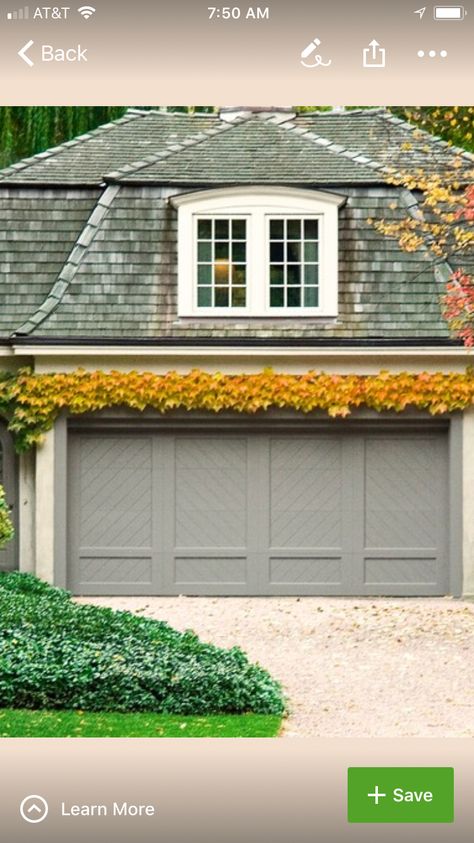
[
  {"xmin": 196, "ymin": 217, "xmax": 247, "ymax": 309},
  {"xmin": 268, "ymin": 217, "xmax": 319, "ymax": 309},
  {"xmin": 173, "ymin": 186, "xmax": 342, "ymax": 318}
]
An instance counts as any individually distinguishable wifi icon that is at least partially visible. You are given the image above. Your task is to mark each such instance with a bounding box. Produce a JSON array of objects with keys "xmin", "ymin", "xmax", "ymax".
[{"xmin": 78, "ymin": 5, "xmax": 96, "ymax": 19}]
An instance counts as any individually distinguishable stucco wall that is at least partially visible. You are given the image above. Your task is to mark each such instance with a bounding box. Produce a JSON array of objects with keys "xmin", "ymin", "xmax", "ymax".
[{"xmin": 29, "ymin": 349, "xmax": 473, "ymax": 376}]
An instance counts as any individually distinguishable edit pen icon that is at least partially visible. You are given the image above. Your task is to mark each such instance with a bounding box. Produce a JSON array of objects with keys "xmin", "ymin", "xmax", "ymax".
[{"xmin": 301, "ymin": 37, "xmax": 332, "ymax": 68}]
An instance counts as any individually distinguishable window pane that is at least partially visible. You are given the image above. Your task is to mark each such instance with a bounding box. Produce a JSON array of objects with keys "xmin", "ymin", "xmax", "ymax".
[
  {"xmin": 287, "ymin": 265, "xmax": 301, "ymax": 285},
  {"xmin": 270, "ymin": 265, "xmax": 284, "ymax": 286},
  {"xmin": 287, "ymin": 287, "xmax": 301, "ymax": 307},
  {"xmin": 197, "ymin": 287, "xmax": 212, "ymax": 307},
  {"xmin": 215, "ymin": 262, "xmax": 229, "ymax": 284},
  {"xmin": 270, "ymin": 219, "xmax": 284, "ymax": 239},
  {"xmin": 304, "ymin": 287, "xmax": 319, "ymax": 307},
  {"xmin": 304, "ymin": 219, "xmax": 319, "ymax": 239},
  {"xmin": 232, "ymin": 242, "xmax": 246, "ymax": 262},
  {"xmin": 198, "ymin": 264, "xmax": 212, "ymax": 285},
  {"xmin": 287, "ymin": 242, "xmax": 301, "ymax": 262},
  {"xmin": 304, "ymin": 264, "xmax": 319, "ymax": 284},
  {"xmin": 270, "ymin": 288, "xmax": 284, "ymax": 307},
  {"xmin": 195, "ymin": 216, "xmax": 246, "ymax": 311},
  {"xmin": 197, "ymin": 219, "xmax": 212, "ymax": 240},
  {"xmin": 287, "ymin": 220, "xmax": 301, "ymax": 240},
  {"xmin": 215, "ymin": 219, "xmax": 229, "ymax": 239},
  {"xmin": 198, "ymin": 242, "xmax": 212, "ymax": 262},
  {"xmin": 232, "ymin": 287, "xmax": 246, "ymax": 307},
  {"xmin": 215, "ymin": 242, "xmax": 229, "ymax": 260},
  {"xmin": 304, "ymin": 242, "xmax": 319, "ymax": 262},
  {"xmin": 270, "ymin": 242, "xmax": 284, "ymax": 262},
  {"xmin": 232, "ymin": 265, "xmax": 246, "ymax": 285},
  {"xmin": 232, "ymin": 219, "xmax": 246, "ymax": 240},
  {"xmin": 215, "ymin": 287, "xmax": 229, "ymax": 307}
]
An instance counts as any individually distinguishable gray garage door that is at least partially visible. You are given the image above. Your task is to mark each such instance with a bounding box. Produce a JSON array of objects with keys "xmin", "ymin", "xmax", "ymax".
[{"xmin": 68, "ymin": 428, "xmax": 449, "ymax": 596}]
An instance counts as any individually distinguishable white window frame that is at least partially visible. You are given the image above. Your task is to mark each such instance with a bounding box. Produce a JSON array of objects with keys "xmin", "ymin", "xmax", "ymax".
[{"xmin": 171, "ymin": 186, "xmax": 346, "ymax": 318}]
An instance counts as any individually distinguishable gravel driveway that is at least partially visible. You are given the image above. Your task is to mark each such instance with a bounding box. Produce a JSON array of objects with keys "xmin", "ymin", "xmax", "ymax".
[{"xmin": 77, "ymin": 596, "xmax": 474, "ymax": 737}]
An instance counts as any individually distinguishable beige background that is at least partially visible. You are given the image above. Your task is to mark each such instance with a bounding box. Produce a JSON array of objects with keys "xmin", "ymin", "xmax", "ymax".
[
  {"xmin": 0, "ymin": 0, "xmax": 472, "ymax": 104},
  {"xmin": 0, "ymin": 738, "xmax": 472, "ymax": 840}
]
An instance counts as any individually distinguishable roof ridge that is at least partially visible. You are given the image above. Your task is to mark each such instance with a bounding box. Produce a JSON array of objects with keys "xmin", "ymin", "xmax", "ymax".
[
  {"xmin": 127, "ymin": 108, "xmax": 218, "ymax": 119},
  {"xmin": 297, "ymin": 107, "xmax": 388, "ymax": 117},
  {"xmin": 272, "ymin": 115, "xmax": 388, "ymax": 175},
  {"xmin": 0, "ymin": 111, "xmax": 146, "ymax": 184},
  {"xmin": 13, "ymin": 184, "xmax": 120, "ymax": 336},
  {"xmin": 104, "ymin": 115, "xmax": 249, "ymax": 181},
  {"xmin": 273, "ymin": 110, "xmax": 474, "ymax": 174}
]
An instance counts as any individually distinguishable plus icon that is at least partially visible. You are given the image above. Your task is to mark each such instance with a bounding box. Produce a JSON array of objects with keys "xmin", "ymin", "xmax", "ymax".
[{"xmin": 368, "ymin": 785, "xmax": 387, "ymax": 805}]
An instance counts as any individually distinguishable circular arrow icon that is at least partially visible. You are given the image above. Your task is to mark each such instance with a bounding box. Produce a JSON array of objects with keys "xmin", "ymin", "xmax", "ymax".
[{"xmin": 20, "ymin": 795, "xmax": 49, "ymax": 824}]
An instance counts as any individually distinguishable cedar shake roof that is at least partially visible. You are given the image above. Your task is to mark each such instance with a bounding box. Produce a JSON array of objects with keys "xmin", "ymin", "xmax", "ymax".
[{"xmin": 1, "ymin": 108, "xmax": 471, "ymax": 341}]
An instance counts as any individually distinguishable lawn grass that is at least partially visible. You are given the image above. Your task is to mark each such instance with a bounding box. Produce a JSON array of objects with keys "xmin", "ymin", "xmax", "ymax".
[{"xmin": 0, "ymin": 709, "xmax": 283, "ymax": 738}]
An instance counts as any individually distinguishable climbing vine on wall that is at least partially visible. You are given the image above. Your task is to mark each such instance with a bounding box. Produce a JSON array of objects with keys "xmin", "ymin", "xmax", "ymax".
[{"xmin": 0, "ymin": 368, "xmax": 473, "ymax": 453}]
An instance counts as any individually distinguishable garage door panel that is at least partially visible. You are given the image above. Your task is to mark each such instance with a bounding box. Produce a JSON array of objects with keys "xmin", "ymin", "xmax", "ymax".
[
  {"xmin": 174, "ymin": 437, "xmax": 248, "ymax": 549},
  {"xmin": 78, "ymin": 437, "xmax": 153, "ymax": 548},
  {"xmin": 175, "ymin": 556, "xmax": 247, "ymax": 586},
  {"xmin": 364, "ymin": 438, "xmax": 442, "ymax": 550},
  {"xmin": 270, "ymin": 438, "xmax": 343, "ymax": 549},
  {"xmin": 80, "ymin": 556, "xmax": 153, "ymax": 585},
  {"xmin": 364, "ymin": 557, "xmax": 438, "ymax": 586},
  {"xmin": 269, "ymin": 556, "xmax": 342, "ymax": 585}
]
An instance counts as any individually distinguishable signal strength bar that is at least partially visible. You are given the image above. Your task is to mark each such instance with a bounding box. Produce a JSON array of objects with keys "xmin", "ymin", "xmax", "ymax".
[{"xmin": 7, "ymin": 6, "xmax": 29, "ymax": 19}]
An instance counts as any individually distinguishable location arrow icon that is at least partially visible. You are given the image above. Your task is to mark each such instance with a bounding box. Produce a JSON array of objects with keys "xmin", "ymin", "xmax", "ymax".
[{"xmin": 18, "ymin": 39, "xmax": 34, "ymax": 66}]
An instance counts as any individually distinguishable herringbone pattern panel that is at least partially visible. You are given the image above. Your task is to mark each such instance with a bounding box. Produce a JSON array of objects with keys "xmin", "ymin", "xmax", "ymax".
[
  {"xmin": 80, "ymin": 557, "xmax": 152, "ymax": 584},
  {"xmin": 270, "ymin": 557, "xmax": 341, "ymax": 584},
  {"xmin": 365, "ymin": 439, "xmax": 439, "ymax": 549},
  {"xmin": 270, "ymin": 439, "xmax": 342, "ymax": 548},
  {"xmin": 364, "ymin": 557, "xmax": 437, "ymax": 585},
  {"xmin": 175, "ymin": 557, "xmax": 246, "ymax": 584},
  {"xmin": 78, "ymin": 437, "xmax": 152, "ymax": 547},
  {"xmin": 175, "ymin": 438, "xmax": 247, "ymax": 548}
]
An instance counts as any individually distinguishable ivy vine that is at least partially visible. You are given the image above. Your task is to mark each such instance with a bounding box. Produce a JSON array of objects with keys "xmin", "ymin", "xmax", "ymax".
[{"xmin": 0, "ymin": 367, "xmax": 473, "ymax": 453}]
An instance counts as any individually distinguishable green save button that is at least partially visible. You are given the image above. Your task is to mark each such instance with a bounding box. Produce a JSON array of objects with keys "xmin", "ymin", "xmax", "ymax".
[{"xmin": 347, "ymin": 767, "xmax": 454, "ymax": 823}]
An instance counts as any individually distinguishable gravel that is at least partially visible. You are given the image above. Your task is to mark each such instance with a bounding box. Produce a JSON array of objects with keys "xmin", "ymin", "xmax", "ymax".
[{"xmin": 76, "ymin": 596, "xmax": 474, "ymax": 737}]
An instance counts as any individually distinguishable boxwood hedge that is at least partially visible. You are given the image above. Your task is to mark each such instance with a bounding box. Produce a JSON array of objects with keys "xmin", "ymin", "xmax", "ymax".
[{"xmin": 0, "ymin": 573, "xmax": 285, "ymax": 715}]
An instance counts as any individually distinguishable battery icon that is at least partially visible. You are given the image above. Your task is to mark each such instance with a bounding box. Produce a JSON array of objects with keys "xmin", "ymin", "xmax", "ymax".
[{"xmin": 434, "ymin": 5, "xmax": 465, "ymax": 19}]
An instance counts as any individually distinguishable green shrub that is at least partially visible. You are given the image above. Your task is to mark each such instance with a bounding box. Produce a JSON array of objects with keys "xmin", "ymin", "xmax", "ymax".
[
  {"xmin": 0, "ymin": 485, "xmax": 14, "ymax": 549},
  {"xmin": 0, "ymin": 574, "xmax": 285, "ymax": 716}
]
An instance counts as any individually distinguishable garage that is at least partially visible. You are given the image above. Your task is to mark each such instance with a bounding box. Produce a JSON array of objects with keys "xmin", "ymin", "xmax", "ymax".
[{"xmin": 67, "ymin": 422, "xmax": 450, "ymax": 596}]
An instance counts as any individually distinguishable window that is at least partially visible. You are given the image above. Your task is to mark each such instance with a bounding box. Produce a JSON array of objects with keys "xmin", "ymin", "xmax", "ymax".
[
  {"xmin": 197, "ymin": 217, "xmax": 247, "ymax": 308},
  {"xmin": 269, "ymin": 218, "xmax": 319, "ymax": 309},
  {"xmin": 171, "ymin": 186, "xmax": 345, "ymax": 317}
]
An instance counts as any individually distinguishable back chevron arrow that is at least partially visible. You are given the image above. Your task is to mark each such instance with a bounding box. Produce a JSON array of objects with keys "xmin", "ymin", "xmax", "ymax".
[{"xmin": 18, "ymin": 40, "xmax": 34, "ymax": 66}]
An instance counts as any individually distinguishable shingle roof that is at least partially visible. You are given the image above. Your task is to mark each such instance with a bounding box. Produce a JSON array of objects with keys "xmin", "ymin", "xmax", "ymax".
[
  {"xmin": 1, "ymin": 107, "xmax": 470, "ymax": 342},
  {"xmin": 9, "ymin": 185, "xmax": 451, "ymax": 341},
  {"xmin": 106, "ymin": 117, "xmax": 380, "ymax": 184},
  {"xmin": 0, "ymin": 111, "xmax": 218, "ymax": 186},
  {"xmin": 0, "ymin": 108, "xmax": 472, "ymax": 187},
  {"xmin": 0, "ymin": 189, "xmax": 99, "ymax": 336}
]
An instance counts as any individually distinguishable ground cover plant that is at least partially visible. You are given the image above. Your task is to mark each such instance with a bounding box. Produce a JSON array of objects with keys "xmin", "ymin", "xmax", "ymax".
[{"xmin": 0, "ymin": 573, "xmax": 285, "ymax": 718}]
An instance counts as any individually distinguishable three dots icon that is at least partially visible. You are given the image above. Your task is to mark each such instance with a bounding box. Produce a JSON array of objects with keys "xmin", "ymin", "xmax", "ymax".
[{"xmin": 417, "ymin": 49, "xmax": 448, "ymax": 58}]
